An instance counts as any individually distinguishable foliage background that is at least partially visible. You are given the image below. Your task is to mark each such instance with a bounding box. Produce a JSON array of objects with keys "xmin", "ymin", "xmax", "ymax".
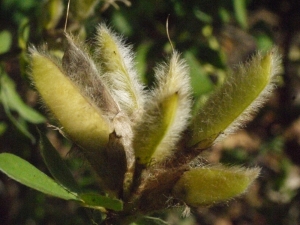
[{"xmin": 1, "ymin": 0, "xmax": 300, "ymax": 224}]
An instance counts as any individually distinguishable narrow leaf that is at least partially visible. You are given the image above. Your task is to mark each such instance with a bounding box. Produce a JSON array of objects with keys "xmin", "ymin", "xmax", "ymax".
[
  {"xmin": 233, "ymin": 0, "xmax": 248, "ymax": 29},
  {"xmin": 0, "ymin": 30, "xmax": 12, "ymax": 54},
  {"xmin": 0, "ymin": 153, "xmax": 79, "ymax": 201},
  {"xmin": 39, "ymin": 130, "xmax": 81, "ymax": 193},
  {"xmin": 1, "ymin": 100, "xmax": 35, "ymax": 142},
  {"xmin": 70, "ymin": 0, "xmax": 100, "ymax": 21},
  {"xmin": 0, "ymin": 71, "xmax": 35, "ymax": 142},
  {"xmin": 135, "ymin": 42, "xmax": 152, "ymax": 84},
  {"xmin": 0, "ymin": 72, "xmax": 46, "ymax": 124},
  {"xmin": 0, "ymin": 122, "xmax": 7, "ymax": 135},
  {"xmin": 79, "ymin": 192, "xmax": 123, "ymax": 211},
  {"xmin": 184, "ymin": 51, "xmax": 213, "ymax": 98},
  {"xmin": 43, "ymin": 0, "xmax": 64, "ymax": 30}
]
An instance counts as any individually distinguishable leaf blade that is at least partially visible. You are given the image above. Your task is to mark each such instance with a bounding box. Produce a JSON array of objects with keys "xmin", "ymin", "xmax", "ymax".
[
  {"xmin": 39, "ymin": 130, "xmax": 81, "ymax": 193},
  {"xmin": 0, "ymin": 153, "xmax": 80, "ymax": 201},
  {"xmin": 79, "ymin": 192, "xmax": 123, "ymax": 211},
  {"xmin": 0, "ymin": 72, "xmax": 46, "ymax": 124}
]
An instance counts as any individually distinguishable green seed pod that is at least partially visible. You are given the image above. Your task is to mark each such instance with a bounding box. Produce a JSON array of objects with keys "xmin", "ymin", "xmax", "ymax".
[
  {"xmin": 189, "ymin": 50, "xmax": 281, "ymax": 148},
  {"xmin": 173, "ymin": 166, "xmax": 260, "ymax": 206},
  {"xmin": 29, "ymin": 48, "xmax": 111, "ymax": 152},
  {"xmin": 62, "ymin": 34, "xmax": 120, "ymax": 121},
  {"xmin": 96, "ymin": 24, "xmax": 145, "ymax": 118},
  {"xmin": 134, "ymin": 52, "xmax": 192, "ymax": 165}
]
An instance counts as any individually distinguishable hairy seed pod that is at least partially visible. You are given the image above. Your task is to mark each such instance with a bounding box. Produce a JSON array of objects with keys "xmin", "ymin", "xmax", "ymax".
[
  {"xmin": 189, "ymin": 50, "xmax": 281, "ymax": 148},
  {"xmin": 96, "ymin": 24, "xmax": 145, "ymax": 118},
  {"xmin": 29, "ymin": 48, "xmax": 111, "ymax": 152},
  {"xmin": 62, "ymin": 34, "xmax": 120, "ymax": 121},
  {"xmin": 173, "ymin": 166, "xmax": 260, "ymax": 206},
  {"xmin": 134, "ymin": 52, "xmax": 192, "ymax": 165}
]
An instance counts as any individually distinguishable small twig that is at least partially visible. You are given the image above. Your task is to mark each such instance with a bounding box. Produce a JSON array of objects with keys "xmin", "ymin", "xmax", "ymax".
[
  {"xmin": 166, "ymin": 14, "xmax": 174, "ymax": 53},
  {"xmin": 64, "ymin": 0, "xmax": 71, "ymax": 32}
]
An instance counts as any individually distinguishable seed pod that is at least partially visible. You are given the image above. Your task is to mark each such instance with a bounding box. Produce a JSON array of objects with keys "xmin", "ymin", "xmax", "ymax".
[
  {"xmin": 189, "ymin": 50, "xmax": 281, "ymax": 148},
  {"xmin": 173, "ymin": 166, "xmax": 260, "ymax": 206},
  {"xmin": 29, "ymin": 48, "xmax": 110, "ymax": 152},
  {"xmin": 96, "ymin": 24, "xmax": 145, "ymax": 118},
  {"xmin": 62, "ymin": 34, "xmax": 120, "ymax": 121},
  {"xmin": 133, "ymin": 52, "xmax": 192, "ymax": 165}
]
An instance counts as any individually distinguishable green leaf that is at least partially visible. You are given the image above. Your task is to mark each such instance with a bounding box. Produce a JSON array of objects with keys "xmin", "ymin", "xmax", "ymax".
[
  {"xmin": 79, "ymin": 193, "xmax": 123, "ymax": 211},
  {"xmin": 233, "ymin": 0, "xmax": 248, "ymax": 29},
  {"xmin": 0, "ymin": 153, "xmax": 80, "ymax": 201},
  {"xmin": 0, "ymin": 122, "xmax": 7, "ymax": 135},
  {"xmin": 18, "ymin": 18, "xmax": 30, "ymax": 50},
  {"xmin": 112, "ymin": 11, "xmax": 132, "ymax": 36},
  {"xmin": 136, "ymin": 42, "xmax": 152, "ymax": 84},
  {"xmin": 0, "ymin": 70, "xmax": 45, "ymax": 142},
  {"xmin": 194, "ymin": 9, "xmax": 212, "ymax": 23},
  {"xmin": 255, "ymin": 33, "xmax": 274, "ymax": 51},
  {"xmin": 0, "ymin": 72, "xmax": 46, "ymax": 124},
  {"xmin": 218, "ymin": 7, "xmax": 231, "ymax": 23},
  {"xmin": 70, "ymin": 0, "xmax": 100, "ymax": 21},
  {"xmin": 0, "ymin": 30, "xmax": 12, "ymax": 54},
  {"xmin": 184, "ymin": 51, "xmax": 213, "ymax": 98},
  {"xmin": 43, "ymin": 0, "xmax": 64, "ymax": 30},
  {"xmin": 0, "ymin": 80, "xmax": 35, "ymax": 141},
  {"xmin": 39, "ymin": 130, "xmax": 81, "ymax": 193},
  {"xmin": 2, "ymin": 104, "xmax": 35, "ymax": 142}
]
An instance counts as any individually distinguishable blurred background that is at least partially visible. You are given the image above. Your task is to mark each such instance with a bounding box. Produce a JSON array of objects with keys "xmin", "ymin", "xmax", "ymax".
[{"xmin": 0, "ymin": 0, "xmax": 300, "ymax": 224}]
